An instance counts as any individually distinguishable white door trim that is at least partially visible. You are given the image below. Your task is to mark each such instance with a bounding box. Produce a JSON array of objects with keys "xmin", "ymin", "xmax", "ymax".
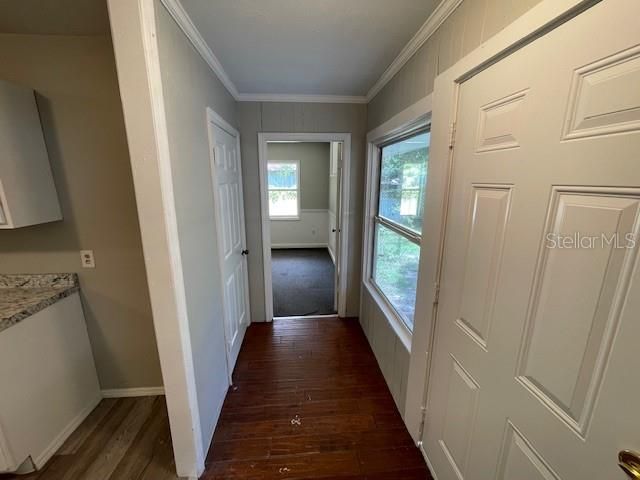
[
  {"xmin": 258, "ymin": 132, "xmax": 351, "ymax": 321},
  {"xmin": 106, "ymin": 0, "xmax": 206, "ymax": 477},
  {"xmin": 403, "ymin": 0, "xmax": 601, "ymax": 447},
  {"xmin": 205, "ymin": 107, "xmax": 251, "ymax": 383}
]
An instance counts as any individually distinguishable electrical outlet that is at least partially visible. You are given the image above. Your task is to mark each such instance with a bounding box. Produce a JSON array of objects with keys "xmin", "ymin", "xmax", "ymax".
[{"xmin": 80, "ymin": 250, "xmax": 95, "ymax": 268}]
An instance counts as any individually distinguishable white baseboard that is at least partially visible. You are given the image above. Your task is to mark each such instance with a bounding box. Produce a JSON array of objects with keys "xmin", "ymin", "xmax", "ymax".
[
  {"xmin": 33, "ymin": 393, "xmax": 102, "ymax": 468},
  {"xmin": 101, "ymin": 387, "xmax": 165, "ymax": 398},
  {"xmin": 271, "ymin": 243, "xmax": 328, "ymax": 249}
]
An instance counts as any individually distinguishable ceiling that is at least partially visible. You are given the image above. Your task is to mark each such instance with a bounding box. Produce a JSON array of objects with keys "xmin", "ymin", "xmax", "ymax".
[
  {"xmin": 180, "ymin": 0, "xmax": 439, "ymax": 97},
  {"xmin": 0, "ymin": 0, "xmax": 110, "ymax": 36}
]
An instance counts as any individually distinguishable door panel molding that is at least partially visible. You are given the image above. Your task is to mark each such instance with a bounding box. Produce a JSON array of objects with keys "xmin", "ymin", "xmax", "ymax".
[
  {"xmin": 516, "ymin": 186, "xmax": 640, "ymax": 437},
  {"xmin": 455, "ymin": 184, "xmax": 512, "ymax": 350},
  {"xmin": 496, "ymin": 421, "xmax": 561, "ymax": 480},
  {"xmin": 562, "ymin": 44, "xmax": 640, "ymax": 141}
]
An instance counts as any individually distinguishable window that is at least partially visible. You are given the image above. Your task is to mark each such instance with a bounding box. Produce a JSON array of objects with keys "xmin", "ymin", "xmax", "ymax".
[
  {"xmin": 267, "ymin": 161, "xmax": 299, "ymax": 219},
  {"xmin": 371, "ymin": 130, "xmax": 430, "ymax": 331}
]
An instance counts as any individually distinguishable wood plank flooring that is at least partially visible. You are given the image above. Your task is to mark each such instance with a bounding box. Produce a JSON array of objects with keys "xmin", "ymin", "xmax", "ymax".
[
  {"xmin": 0, "ymin": 396, "xmax": 178, "ymax": 480},
  {"xmin": 1, "ymin": 318, "xmax": 430, "ymax": 479},
  {"xmin": 205, "ymin": 318, "xmax": 430, "ymax": 479}
]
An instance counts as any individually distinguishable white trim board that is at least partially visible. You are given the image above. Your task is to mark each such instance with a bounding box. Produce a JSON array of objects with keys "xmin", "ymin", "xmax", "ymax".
[
  {"xmin": 101, "ymin": 387, "xmax": 166, "ymax": 398},
  {"xmin": 107, "ymin": 0, "xmax": 207, "ymax": 476},
  {"xmin": 236, "ymin": 93, "xmax": 367, "ymax": 104},
  {"xmin": 271, "ymin": 243, "xmax": 329, "ymax": 249},
  {"xmin": 157, "ymin": 0, "xmax": 462, "ymax": 104}
]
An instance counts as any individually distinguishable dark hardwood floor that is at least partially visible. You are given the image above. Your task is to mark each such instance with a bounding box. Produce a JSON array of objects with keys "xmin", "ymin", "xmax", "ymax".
[
  {"xmin": 205, "ymin": 318, "xmax": 430, "ymax": 479},
  {"xmin": 1, "ymin": 318, "xmax": 429, "ymax": 479}
]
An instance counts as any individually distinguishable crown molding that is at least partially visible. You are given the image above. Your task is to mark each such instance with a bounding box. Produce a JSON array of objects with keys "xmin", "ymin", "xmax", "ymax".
[
  {"xmin": 236, "ymin": 93, "xmax": 368, "ymax": 104},
  {"xmin": 160, "ymin": 0, "xmax": 240, "ymax": 99},
  {"xmin": 366, "ymin": 0, "xmax": 463, "ymax": 102}
]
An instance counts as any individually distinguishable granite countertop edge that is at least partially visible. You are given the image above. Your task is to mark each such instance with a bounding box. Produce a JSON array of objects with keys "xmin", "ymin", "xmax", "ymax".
[{"xmin": 0, "ymin": 273, "xmax": 80, "ymax": 334}]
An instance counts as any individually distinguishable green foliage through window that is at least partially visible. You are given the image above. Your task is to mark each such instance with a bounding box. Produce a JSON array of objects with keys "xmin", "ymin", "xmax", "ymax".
[{"xmin": 372, "ymin": 130, "xmax": 430, "ymax": 331}]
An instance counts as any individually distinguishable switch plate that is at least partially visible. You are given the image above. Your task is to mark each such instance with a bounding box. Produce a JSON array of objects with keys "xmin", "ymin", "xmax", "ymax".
[{"xmin": 80, "ymin": 250, "xmax": 95, "ymax": 268}]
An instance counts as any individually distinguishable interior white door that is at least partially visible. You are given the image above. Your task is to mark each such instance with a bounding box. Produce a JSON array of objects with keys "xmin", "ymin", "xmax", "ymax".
[
  {"xmin": 423, "ymin": 2, "xmax": 640, "ymax": 480},
  {"xmin": 209, "ymin": 119, "xmax": 251, "ymax": 375}
]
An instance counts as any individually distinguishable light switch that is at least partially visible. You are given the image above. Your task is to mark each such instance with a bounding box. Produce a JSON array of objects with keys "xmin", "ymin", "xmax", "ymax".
[{"xmin": 80, "ymin": 250, "xmax": 95, "ymax": 268}]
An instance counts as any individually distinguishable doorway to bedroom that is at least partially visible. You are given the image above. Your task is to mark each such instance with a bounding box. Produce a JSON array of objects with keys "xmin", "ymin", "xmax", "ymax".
[{"xmin": 259, "ymin": 134, "xmax": 350, "ymax": 320}]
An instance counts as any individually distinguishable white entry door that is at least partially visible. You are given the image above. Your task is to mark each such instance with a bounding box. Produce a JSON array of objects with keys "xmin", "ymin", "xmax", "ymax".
[
  {"xmin": 207, "ymin": 111, "xmax": 250, "ymax": 375},
  {"xmin": 424, "ymin": 1, "xmax": 640, "ymax": 480}
]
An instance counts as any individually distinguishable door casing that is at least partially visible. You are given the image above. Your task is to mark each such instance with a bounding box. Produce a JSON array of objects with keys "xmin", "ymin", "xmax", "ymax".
[
  {"xmin": 403, "ymin": 0, "xmax": 602, "ymax": 454},
  {"xmin": 258, "ymin": 132, "xmax": 352, "ymax": 321}
]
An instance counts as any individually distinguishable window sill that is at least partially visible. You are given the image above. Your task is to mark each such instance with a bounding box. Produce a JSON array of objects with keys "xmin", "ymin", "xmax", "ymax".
[
  {"xmin": 270, "ymin": 216, "xmax": 300, "ymax": 221},
  {"xmin": 363, "ymin": 280, "xmax": 412, "ymax": 353}
]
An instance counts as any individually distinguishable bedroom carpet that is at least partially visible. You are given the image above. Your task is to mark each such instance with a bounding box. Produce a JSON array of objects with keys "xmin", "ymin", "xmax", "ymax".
[{"xmin": 271, "ymin": 248, "xmax": 336, "ymax": 317}]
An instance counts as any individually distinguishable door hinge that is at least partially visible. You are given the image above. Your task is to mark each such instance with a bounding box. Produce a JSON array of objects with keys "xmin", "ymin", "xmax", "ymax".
[
  {"xmin": 449, "ymin": 121, "xmax": 457, "ymax": 149},
  {"xmin": 418, "ymin": 404, "xmax": 428, "ymax": 439},
  {"xmin": 433, "ymin": 282, "xmax": 441, "ymax": 305}
]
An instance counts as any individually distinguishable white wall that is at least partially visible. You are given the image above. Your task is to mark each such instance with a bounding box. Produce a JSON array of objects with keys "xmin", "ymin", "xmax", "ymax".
[{"xmin": 271, "ymin": 210, "xmax": 329, "ymax": 248}]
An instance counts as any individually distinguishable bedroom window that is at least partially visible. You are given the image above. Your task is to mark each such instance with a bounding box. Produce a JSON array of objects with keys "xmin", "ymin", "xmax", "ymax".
[{"xmin": 267, "ymin": 160, "xmax": 299, "ymax": 219}]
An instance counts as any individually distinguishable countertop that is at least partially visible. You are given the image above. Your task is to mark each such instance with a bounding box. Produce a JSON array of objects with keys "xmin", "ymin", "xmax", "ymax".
[{"xmin": 0, "ymin": 273, "xmax": 80, "ymax": 333}]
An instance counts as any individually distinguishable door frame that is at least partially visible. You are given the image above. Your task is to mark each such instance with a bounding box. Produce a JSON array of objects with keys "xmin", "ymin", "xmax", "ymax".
[
  {"xmin": 403, "ymin": 0, "xmax": 601, "ymax": 458},
  {"xmin": 205, "ymin": 107, "xmax": 251, "ymax": 383},
  {"xmin": 258, "ymin": 132, "xmax": 352, "ymax": 321}
]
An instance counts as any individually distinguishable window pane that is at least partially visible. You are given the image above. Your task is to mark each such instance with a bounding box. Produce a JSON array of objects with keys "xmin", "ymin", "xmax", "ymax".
[
  {"xmin": 379, "ymin": 131, "xmax": 429, "ymax": 233},
  {"xmin": 373, "ymin": 223, "xmax": 419, "ymax": 330},
  {"xmin": 269, "ymin": 190, "xmax": 298, "ymax": 217},
  {"xmin": 268, "ymin": 162, "xmax": 298, "ymax": 189}
]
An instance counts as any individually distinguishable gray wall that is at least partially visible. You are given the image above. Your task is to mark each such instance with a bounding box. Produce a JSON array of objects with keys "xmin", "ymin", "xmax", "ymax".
[
  {"xmin": 0, "ymin": 33, "xmax": 162, "ymax": 390},
  {"xmin": 362, "ymin": 0, "xmax": 543, "ymax": 414},
  {"xmin": 267, "ymin": 142, "xmax": 330, "ymax": 210},
  {"xmin": 239, "ymin": 102, "xmax": 367, "ymax": 321},
  {"xmin": 155, "ymin": 1, "xmax": 237, "ymax": 451}
]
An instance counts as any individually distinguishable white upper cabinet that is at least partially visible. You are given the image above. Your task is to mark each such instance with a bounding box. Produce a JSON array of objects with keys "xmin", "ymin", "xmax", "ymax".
[{"xmin": 0, "ymin": 79, "xmax": 61, "ymax": 229}]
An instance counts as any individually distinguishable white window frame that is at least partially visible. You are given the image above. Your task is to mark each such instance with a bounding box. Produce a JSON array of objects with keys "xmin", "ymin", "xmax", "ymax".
[
  {"xmin": 267, "ymin": 159, "xmax": 300, "ymax": 220},
  {"xmin": 362, "ymin": 96, "xmax": 432, "ymax": 351}
]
